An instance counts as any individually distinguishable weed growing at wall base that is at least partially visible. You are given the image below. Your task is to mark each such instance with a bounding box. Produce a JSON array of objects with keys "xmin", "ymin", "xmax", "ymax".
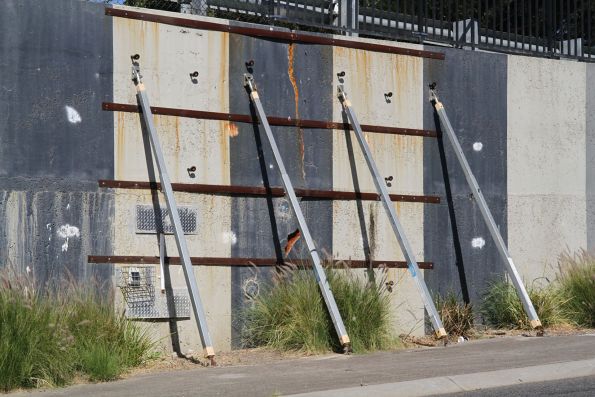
[
  {"xmin": 434, "ymin": 293, "xmax": 474, "ymax": 337},
  {"xmin": 243, "ymin": 265, "xmax": 397, "ymax": 353},
  {"xmin": 480, "ymin": 279, "xmax": 569, "ymax": 329},
  {"xmin": 0, "ymin": 268, "xmax": 155, "ymax": 391},
  {"xmin": 557, "ymin": 251, "xmax": 595, "ymax": 327}
]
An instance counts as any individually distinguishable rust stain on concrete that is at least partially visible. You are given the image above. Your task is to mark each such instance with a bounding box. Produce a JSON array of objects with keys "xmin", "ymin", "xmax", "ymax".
[
  {"xmin": 219, "ymin": 33, "xmax": 229, "ymax": 112},
  {"xmin": 288, "ymin": 44, "xmax": 300, "ymax": 120},
  {"xmin": 225, "ymin": 121, "xmax": 239, "ymax": 137},
  {"xmin": 288, "ymin": 43, "xmax": 306, "ymax": 182},
  {"xmin": 219, "ymin": 121, "xmax": 230, "ymax": 183},
  {"xmin": 175, "ymin": 117, "xmax": 180, "ymax": 151},
  {"xmin": 116, "ymin": 112, "xmax": 126, "ymax": 179}
]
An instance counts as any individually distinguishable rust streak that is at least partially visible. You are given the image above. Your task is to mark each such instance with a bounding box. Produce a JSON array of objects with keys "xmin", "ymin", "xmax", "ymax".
[
  {"xmin": 226, "ymin": 121, "xmax": 239, "ymax": 137},
  {"xmin": 288, "ymin": 44, "xmax": 306, "ymax": 182},
  {"xmin": 175, "ymin": 117, "xmax": 180, "ymax": 151},
  {"xmin": 116, "ymin": 112, "xmax": 125, "ymax": 179},
  {"xmin": 219, "ymin": 32, "xmax": 229, "ymax": 111}
]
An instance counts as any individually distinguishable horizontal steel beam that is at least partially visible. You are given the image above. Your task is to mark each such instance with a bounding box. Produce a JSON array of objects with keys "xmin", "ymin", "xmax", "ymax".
[
  {"xmin": 103, "ymin": 102, "xmax": 437, "ymax": 138},
  {"xmin": 88, "ymin": 255, "xmax": 433, "ymax": 269},
  {"xmin": 105, "ymin": 7, "xmax": 445, "ymax": 60},
  {"xmin": 99, "ymin": 179, "xmax": 440, "ymax": 204}
]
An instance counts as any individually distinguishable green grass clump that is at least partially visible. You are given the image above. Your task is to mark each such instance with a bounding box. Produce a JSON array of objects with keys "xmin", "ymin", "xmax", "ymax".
[
  {"xmin": 0, "ymin": 287, "xmax": 73, "ymax": 390},
  {"xmin": 244, "ymin": 267, "xmax": 395, "ymax": 353},
  {"xmin": 66, "ymin": 294, "xmax": 154, "ymax": 372},
  {"xmin": 0, "ymin": 269, "xmax": 155, "ymax": 391},
  {"xmin": 434, "ymin": 293, "xmax": 474, "ymax": 337},
  {"xmin": 557, "ymin": 251, "xmax": 595, "ymax": 327},
  {"xmin": 480, "ymin": 279, "xmax": 568, "ymax": 329},
  {"xmin": 79, "ymin": 342, "xmax": 121, "ymax": 382}
]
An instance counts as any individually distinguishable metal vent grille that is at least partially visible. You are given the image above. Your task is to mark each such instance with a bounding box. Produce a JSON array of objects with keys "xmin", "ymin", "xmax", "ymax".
[
  {"xmin": 116, "ymin": 266, "xmax": 191, "ymax": 319},
  {"xmin": 135, "ymin": 205, "xmax": 197, "ymax": 234}
]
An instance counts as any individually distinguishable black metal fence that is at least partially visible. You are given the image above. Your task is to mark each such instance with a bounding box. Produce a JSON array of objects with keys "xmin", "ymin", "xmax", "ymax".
[{"xmin": 103, "ymin": 1, "xmax": 595, "ymax": 61}]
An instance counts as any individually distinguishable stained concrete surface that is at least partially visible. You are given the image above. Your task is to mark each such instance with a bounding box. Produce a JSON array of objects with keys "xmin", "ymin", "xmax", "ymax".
[
  {"xmin": 423, "ymin": 48, "xmax": 508, "ymax": 308},
  {"xmin": 228, "ymin": 32, "xmax": 334, "ymax": 346},
  {"xmin": 2, "ymin": 0, "xmax": 593, "ymax": 356},
  {"xmin": 0, "ymin": 0, "xmax": 114, "ymax": 286},
  {"xmin": 331, "ymin": 44, "xmax": 428, "ymax": 336}
]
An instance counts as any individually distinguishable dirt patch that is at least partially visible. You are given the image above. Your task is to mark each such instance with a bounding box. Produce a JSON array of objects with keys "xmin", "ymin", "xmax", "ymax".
[
  {"xmin": 399, "ymin": 325, "xmax": 595, "ymax": 348},
  {"xmin": 475, "ymin": 325, "xmax": 595, "ymax": 339},
  {"xmin": 125, "ymin": 326, "xmax": 595, "ymax": 377},
  {"xmin": 125, "ymin": 348, "xmax": 314, "ymax": 377}
]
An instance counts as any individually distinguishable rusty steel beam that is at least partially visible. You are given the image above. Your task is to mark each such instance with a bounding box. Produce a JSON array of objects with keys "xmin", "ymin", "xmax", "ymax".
[
  {"xmin": 98, "ymin": 179, "xmax": 441, "ymax": 204},
  {"xmin": 105, "ymin": 8, "xmax": 445, "ymax": 60},
  {"xmin": 87, "ymin": 255, "xmax": 434, "ymax": 269},
  {"xmin": 103, "ymin": 102, "xmax": 437, "ymax": 138}
]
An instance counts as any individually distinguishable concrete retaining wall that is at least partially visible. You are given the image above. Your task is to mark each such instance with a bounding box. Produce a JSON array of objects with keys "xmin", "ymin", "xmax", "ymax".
[
  {"xmin": 1, "ymin": 0, "xmax": 593, "ymax": 354},
  {"xmin": 507, "ymin": 56, "xmax": 587, "ymax": 285},
  {"xmin": 0, "ymin": 0, "xmax": 114, "ymax": 287}
]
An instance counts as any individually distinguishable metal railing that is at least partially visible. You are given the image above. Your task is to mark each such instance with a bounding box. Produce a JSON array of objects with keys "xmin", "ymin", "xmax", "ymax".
[{"xmin": 100, "ymin": 1, "xmax": 595, "ymax": 61}]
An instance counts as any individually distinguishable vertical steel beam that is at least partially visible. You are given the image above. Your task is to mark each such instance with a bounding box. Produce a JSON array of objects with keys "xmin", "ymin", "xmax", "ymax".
[
  {"xmin": 429, "ymin": 86, "xmax": 542, "ymax": 329},
  {"xmin": 131, "ymin": 56, "xmax": 216, "ymax": 362},
  {"xmin": 244, "ymin": 74, "xmax": 351, "ymax": 351},
  {"xmin": 337, "ymin": 84, "xmax": 447, "ymax": 338}
]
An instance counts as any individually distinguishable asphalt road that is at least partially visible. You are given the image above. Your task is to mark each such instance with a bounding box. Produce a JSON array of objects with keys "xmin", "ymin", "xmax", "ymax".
[
  {"xmin": 444, "ymin": 375, "xmax": 595, "ymax": 397},
  {"xmin": 11, "ymin": 334, "xmax": 595, "ymax": 397}
]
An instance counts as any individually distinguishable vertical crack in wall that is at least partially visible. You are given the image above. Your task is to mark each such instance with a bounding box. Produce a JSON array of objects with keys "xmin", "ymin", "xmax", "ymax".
[{"xmin": 287, "ymin": 43, "xmax": 306, "ymax": 183}]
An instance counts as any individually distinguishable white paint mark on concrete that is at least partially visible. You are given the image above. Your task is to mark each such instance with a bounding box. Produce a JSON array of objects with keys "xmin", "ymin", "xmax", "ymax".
[
  {"xmin": 473, "ymin": 142, "xmax": 483, "ymax": 151},
  {"xmin": 46, "ymin": 223, "xmax": 52, "ymax": 241},
  {"xmin": 269, "ymin": 163, "xmax": 274, "ymax": 169},
  {"xmin": 66, "ymin": 203, "xmax": 70, "ymax": 210},
  {"xmin": 57, "ymin": 224, "xmax": 80, "ymax": 253},
  {"xmin": 222, "ymin": 231, "xmax": 238, "ymax": 245},
  {"xmin": 61, "ymin": 239, "xmax": 69, "ymax": 252},
  {"xmin": 471, "ymin": 237, "xmax": 485, "ymax": 249},
  {"xmin": 26, "ymin": 266, "xmax": 31, "ymax": 274},
  {"xmin": 57, "ymin": 224, "xmax": 80, "ymax": 239},
  {"xmin": 65, "ymin": 106, "xmax": 82, "ymax": 124}
]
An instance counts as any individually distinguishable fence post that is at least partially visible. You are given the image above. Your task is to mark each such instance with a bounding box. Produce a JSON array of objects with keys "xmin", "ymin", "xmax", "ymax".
[
  {"xmin": 453, "ymin": 19, "xmax": 479, "ymax": 49},
  {"xmin": 416, "ymin": 0, "xmax": 425, "ymax": 42},
  {"xmin": 546, "ymin": 0, "xmax": 554, "ymax": 56},
  {"xmin": 340, "ymin": 0, "xmax": 358, "ymax": 36}
]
